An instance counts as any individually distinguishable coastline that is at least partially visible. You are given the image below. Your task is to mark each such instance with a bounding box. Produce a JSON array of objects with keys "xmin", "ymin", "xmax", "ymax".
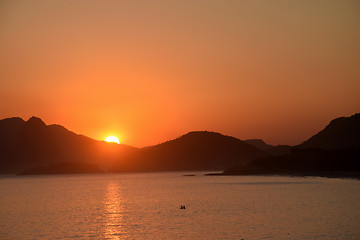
[{"xmin": 205, "ymin": 171, "xmax": 360, "ymax": 180}]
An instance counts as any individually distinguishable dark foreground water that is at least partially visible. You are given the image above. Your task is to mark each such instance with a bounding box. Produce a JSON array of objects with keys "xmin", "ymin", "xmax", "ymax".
[{"xmin": 1, "ymin": 173, "xmax": 360, "ymax": 240}]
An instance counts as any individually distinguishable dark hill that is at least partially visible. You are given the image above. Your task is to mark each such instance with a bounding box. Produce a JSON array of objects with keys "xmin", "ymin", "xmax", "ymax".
[
  {"xmin": 298, "ymin": 113, "xmax": 360, "ymax": 149},
  {"xmin": 0, "ymin": 117, "xmax": 26, "ymax": 171},
  {"xmin": 0, "ymin": 117, "xmax": 25, "ymax": 147},
  {"xmin": 266, "ymin": 145, "xmax": 292, "ymax": 156},
  {"xmin": 244, "ymin": 139, "xmax": 273, "ymax": 150},
  {"xmin": 110, "ymin": 131, "xmax": 268, "ymax": 172},
  {"xmin": 222, "ymin": 113, "xmax": 360, "ymax": 178},
  {"xmin": 48, "ymin": 124, "xmax": 137, "ymax": 168},
  {"xmin": 14, "ymin": 117, "xmax": 63, "ymax": 168},
  {"xmin": 244, "ymin": 139, "xmax": 291, "ymax": 156},
  {"xmin": 223, "ymin": 147, "xmax": 360, "ymax": 177},
  {"xmin": 0, "ymin": 116, "xmax": 137, "ymax": 173}
]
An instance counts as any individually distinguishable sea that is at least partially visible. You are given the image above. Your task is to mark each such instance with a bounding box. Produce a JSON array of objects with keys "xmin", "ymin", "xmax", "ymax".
[{"xmin": 1, "ymin": 173, "xmax": 360, "ymax": 240}]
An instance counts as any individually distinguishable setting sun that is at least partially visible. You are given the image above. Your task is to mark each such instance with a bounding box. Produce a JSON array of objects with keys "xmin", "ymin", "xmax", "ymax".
[{"xmin": 105, "ymin": 136, "xmax": 120, "ymax": 144}]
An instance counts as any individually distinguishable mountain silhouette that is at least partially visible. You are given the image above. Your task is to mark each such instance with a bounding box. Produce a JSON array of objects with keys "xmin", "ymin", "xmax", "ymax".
[
  {"xmin": 244, "ymin": 139, "xmax": 273, "ymax": 150},
  {"xmin": 265, "ymin": 145, "xmax": 292, "ymax": 156},
  {"xmin": 2, "ymin": 113, "xmax": 359, "ymax": 176},
  {"xmin": 0, "ymin": 116, "xmax": 137, "ymax": 173},
  {"xmin": 223, "ymin": 113, "xmax": 360, "ymax": 177},
  {"xmin": 0, "ymin": 117, "xmax": 25, "ymax": 146},
  {"xmin": 244, "ymin": 139, "xmax": 291, "ymax": 156},
  {"xmin": 298, "ymin": 113, "xmax": 360, "ymax": 149},
  {"xmin": 14, "ymin": 117, "xmax": 63, "ymax": 168},
  {"xmin": 48, "ymin": 124, "xmax": 137, "ymax": 169},
  {"xmin": 110, "ymin": 131, "xmax": 268, "ymax": 172},
  {"xmin": 223, "ymin": 147, "xmax": 360, "ymax": 178}
]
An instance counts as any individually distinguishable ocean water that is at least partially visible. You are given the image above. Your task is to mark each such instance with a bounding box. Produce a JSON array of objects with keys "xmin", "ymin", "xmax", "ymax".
[{"xmin": 1, "ymin": 173, "xmax": 360, "ymax": 240}]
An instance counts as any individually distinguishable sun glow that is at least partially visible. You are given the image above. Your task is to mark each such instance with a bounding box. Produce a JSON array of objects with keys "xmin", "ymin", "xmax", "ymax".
[{"xmin": 105, "ymin": 136, "xmax": 120, "ymax": 144}]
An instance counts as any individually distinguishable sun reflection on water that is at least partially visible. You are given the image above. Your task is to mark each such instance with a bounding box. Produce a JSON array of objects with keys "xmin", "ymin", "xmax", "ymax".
[{"xmin": 103, "ymin": 181, "xmax": 124, "ymax": 239}]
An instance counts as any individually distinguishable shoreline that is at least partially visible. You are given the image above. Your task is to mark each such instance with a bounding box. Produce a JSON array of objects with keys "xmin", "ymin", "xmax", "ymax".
[{"xmin": 205, "ymin": 171, "xmax": 360, "ymax": 180}]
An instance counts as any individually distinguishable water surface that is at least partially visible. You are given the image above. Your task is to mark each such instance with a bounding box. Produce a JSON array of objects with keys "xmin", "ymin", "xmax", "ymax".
[{"xmin": 1, "ymin": 173, "xmax": 360, "ymax": 239}]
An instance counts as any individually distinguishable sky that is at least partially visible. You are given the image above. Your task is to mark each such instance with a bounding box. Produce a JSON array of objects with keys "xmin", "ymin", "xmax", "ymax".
[{"xmin": 1, "ymin": 0, "xmax": 360, "ymax": 147}]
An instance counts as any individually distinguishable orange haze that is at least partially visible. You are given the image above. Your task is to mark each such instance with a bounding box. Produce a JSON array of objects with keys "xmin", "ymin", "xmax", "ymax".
[{"xmin": 1, "ymin": 0, "xmax": 360, "ymax": 147}]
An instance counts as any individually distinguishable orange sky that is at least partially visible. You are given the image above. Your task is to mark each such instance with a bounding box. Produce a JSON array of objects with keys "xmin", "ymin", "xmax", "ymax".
[{"xmin": 1, "ymin": 0, "xmax": 360, "ymax": 147}]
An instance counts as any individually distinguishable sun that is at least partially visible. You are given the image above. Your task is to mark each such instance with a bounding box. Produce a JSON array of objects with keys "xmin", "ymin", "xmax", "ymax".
[{"xmin": 105, "ymin": 136, "xmax": 120, "ymax": 144}]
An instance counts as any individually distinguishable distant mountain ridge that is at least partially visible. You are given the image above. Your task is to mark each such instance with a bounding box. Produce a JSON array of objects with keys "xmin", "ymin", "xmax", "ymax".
[
  {"xmin": 244, "ymin": 139, "xmax": 273, "ymax": 151},
  {"xmin": 1, "ymin": 113, "xmax": 359, "ymax": 175},
  {"xmin": 298, "ymin": 113, "xmax": 360, "ymax": 149},
  {"xmin": 1, "ymin": 117, "xmax": 268, "ymax": 174},
  {"xmin": 14, "ymin": 117, "xmax": 63, "ymax": 167},
  {"xmin": 244, "ymin": 139, "xmax": 291, "ymax": 156},
  {"xmin": 110, "ymin": 131, "xmax": 268, "ymax": 172},
  {"xmin": 0, "ymin": 117, "xmax": 25, "ymax": 146},
  {"xmin": 223, "ymin": 113, "xmax": 360, "ymax": 177},
  {"xmin": 0, "ymin": 116, "xmax": 137, "ymax": 173}
]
